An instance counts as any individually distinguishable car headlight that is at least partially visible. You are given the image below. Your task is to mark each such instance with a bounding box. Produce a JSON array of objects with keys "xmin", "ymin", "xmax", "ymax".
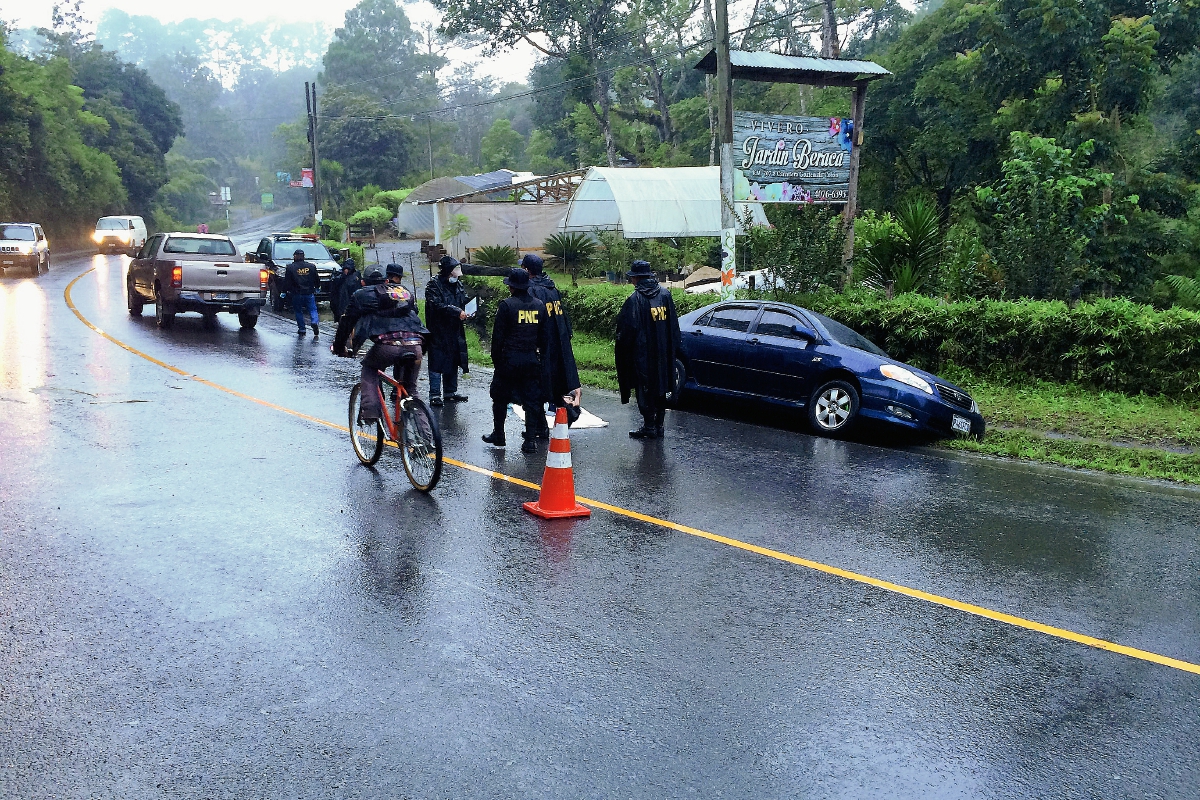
[
  {"xmin": 971, "ymin": 399, "xmax": 980, "ymax": 414},
  {"xmin": 16, "ymin": 243, "xmax": 35, "ymax": 255},
  {"xmin": 880, "ymin": 364, "xmax": 933, "ymax": 394},
  {"xmin": 92, "ymin": 232, "xmax": 104, "ymax": 242},
  {"xmin": 117, "ymin": 231, "xmax": 130, "ymax": 241}
]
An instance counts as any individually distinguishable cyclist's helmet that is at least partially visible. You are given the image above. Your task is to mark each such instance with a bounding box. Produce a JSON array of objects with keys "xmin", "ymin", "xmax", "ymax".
[
  {"xmin": 385, "ymin": 263, "xmax": 406, "ymax": 279},
  {"xmin": 363, "ymin": 267, "xmax": 386, "ymax": 285}
]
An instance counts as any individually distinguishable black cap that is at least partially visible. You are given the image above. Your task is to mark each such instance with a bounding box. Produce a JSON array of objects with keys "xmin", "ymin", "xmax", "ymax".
[
  {"xmin": 363, "ymin": 267, "xmax": 385, "ymax": 285},
  {"xmin": 627, "ymin": 260, "xmax": 653, "ymax": 278},
  {"xmin": 503, "ymin": 267, "xmax": 530, "ymax": 289},
  {"xmin": 519, "ymin": 253, "xmax": 544, "ymax": 274},
  {"xmin": 438, "ymin": 255, "xmax": 460, "ymax": 273},
  {"xmin": 293, "ymin": 249, "xmax": 306, "ymax": 259},
  {"xmin": 385, "ymin": 263, "xmax": 405, "ymax": 278},
  {"xmin": 341, "ymin": 258, "xmax": 356, "ymax": 271}
]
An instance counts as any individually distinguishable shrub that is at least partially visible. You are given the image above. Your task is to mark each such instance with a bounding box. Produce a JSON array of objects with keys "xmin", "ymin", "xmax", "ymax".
[
  {"xmin": 474, "ymin": 244, "xmax": 518, "ymax": 267},
  {"xmin": 320, "ymin": 219, "xmax": 347, "ymax": 242},
  {"xmin": 373, "ymin": 189, "xmax": 413, "ymax": 214},
  {"xmin": 856, "ymin": 197, "xmax": 943, "ymax": 295},
  {"xmin": 744, "ymin": 204, "xmax": 848, "ymax": 295},
  {"xmin": 348, "ymin": 206, "xmax": 393, "ymax": 229}
]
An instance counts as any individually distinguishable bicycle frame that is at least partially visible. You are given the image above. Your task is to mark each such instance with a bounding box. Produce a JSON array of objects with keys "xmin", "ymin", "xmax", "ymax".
[{"xmin": 373, "ymin": 370, "xmax": 409, "ymax": 443}]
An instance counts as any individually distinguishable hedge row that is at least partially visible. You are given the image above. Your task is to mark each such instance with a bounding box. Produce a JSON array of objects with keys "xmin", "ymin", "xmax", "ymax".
[{"xmin": 462, "ymin": 277, "xmax": 1200, "ymax": 398}]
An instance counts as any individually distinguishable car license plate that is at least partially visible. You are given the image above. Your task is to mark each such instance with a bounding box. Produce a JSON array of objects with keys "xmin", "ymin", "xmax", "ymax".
[
  {"xmin": 214, "ymin": 292, "xmax": 230, "ymax": 300},
  {"xmin": 2, "ymin": 260, "xmax": 12, "ymax": 265},
  {"xmin": 951, "ymin": 414, "xmax": 972, "ymax": 435}
]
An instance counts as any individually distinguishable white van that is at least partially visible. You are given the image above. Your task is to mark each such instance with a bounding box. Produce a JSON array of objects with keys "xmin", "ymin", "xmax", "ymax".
[{"xmin": 93, "ymin": 215, "xmax": 148, "ymax": 255}]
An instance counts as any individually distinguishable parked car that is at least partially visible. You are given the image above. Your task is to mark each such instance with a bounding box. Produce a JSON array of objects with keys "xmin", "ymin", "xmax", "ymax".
[
  {"xmin": 677, "ymin": 300, "xmax": 985, "ymax": 439},
  {"xmin": 126, "ymin": 233, "xmax": 267, "ymax": 329},
  {"xmin": 0, "ymin": 223, "xmax": 50, "ymax": 277},
  {"xmin": 246, "ymin": 233, "xmax": 339, "ymax": 312},
  {"xmin": 93, "ymin": 215, "xmax": 147, "ymax": 255}
]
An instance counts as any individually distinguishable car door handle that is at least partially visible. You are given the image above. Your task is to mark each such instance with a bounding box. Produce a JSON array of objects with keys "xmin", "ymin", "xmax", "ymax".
[
  {"xmin": 691, "ymin": 329, "xmax": 703, "ymax": 335},
  {"xmin": 749, "ymin": 337, "xmax": 759, "ymax": 345}
]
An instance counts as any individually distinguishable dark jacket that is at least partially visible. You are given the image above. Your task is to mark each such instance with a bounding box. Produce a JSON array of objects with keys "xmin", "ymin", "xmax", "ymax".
[
  {"xmin": 330, "ymin": 270, "xmax": 362, "ymax": 319},
  {"xmin": 491, "ymin": 290, "xmax": 547, "ymax": 373},
  {"xmin": 530, "ymin": 273, "xmax": 581, "ymax": 398},
  {"xmin": 284, "ymin": 259, "xmax": 321, "ymax": 295},
  {"xmin": 615, "ymin": 278, "xmax": 682, "ymax": 404},
  {"xmin": 333, "ymin": 282, "xmax": 429, "ymax": 356},
  {"xmin": 424, "ymin": 275, "xmax": 470, "ymax": 375}
]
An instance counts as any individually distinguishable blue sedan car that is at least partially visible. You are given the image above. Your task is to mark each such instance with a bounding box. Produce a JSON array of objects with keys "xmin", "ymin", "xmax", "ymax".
[{"xmin": 676, "ymin": 301, "xmax": 985, "ymax": 439}]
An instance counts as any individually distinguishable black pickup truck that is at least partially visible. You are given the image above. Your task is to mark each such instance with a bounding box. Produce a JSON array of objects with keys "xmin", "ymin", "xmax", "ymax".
[{"xmin": 247, "ymin": 233, "xmax": 340, "ymax": 312}]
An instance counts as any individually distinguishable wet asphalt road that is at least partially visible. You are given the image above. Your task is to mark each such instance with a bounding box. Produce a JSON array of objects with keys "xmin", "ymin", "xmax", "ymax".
[{"xmin": 2, "ymin": 218, "xmax": 1199, "ymax": 798}]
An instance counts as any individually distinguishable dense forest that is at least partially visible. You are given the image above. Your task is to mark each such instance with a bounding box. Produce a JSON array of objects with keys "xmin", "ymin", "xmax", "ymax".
[{"xmin": 1, "ymin": 0, "xmax": 1197, "ymax": 306}]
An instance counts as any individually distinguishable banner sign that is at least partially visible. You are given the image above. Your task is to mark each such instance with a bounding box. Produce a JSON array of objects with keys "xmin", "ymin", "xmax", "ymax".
[
  {"xmin": 732, "ymin": 112, "xmax": 853, "ymax": 204},
  {"xmin": 300, "ymin": 168, "xmax": 314, "ymax": 188}
]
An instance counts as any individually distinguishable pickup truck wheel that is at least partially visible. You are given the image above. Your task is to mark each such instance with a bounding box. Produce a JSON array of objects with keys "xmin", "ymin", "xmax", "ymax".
[
  {"xmin": 127, "ymin": 277, "xmax": 144, "ymax": 316},
  {"xmin": 238, "ymin": 311, "xmax": 258, "ymax": 329},
  {"xmin": 202, "ymin": 313, "xmax": 218, "ymax": 329},
  {"xmin": 155, "ymin": 290, "xmax": 175, "ymax": 329}
]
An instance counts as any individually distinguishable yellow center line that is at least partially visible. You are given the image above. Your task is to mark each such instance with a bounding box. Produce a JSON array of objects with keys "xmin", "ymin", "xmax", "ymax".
[{"xmin": 64, "ymin": 268, "xmax": 1200, "ymax": 676}]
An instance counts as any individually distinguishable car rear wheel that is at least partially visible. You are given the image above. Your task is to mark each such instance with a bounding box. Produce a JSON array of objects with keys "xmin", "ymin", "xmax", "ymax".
[
  {"xmin": 155, "ymin": 289, "xmax": 175, "ymax": 329},
  {"xmin": 238, "ymin": 310, "xmax": 258, "ymax": 329},
  {"xmin": 127, "ymin": 277, "xmax": 144, "ymax": 316},
  {"xmin": 664, "ymin": 358, "xmax": 687, "ymax": 408},
  {"xmin": 808, "ymin": 379, "xmax": 859, "ymax": 436}
]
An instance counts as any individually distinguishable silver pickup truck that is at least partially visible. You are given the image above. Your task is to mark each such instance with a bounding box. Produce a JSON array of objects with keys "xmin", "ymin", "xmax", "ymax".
[{"xmin": 126, "ymin": 233, "xmax": 267, "ymax": 329}]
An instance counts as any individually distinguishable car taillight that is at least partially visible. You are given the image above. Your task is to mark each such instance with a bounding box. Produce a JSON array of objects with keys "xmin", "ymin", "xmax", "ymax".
[
  {"xmin": 171, "ymin": 266, "xmax": 182, "ymax": 288},
  {"xmin": 259, "ymin": 268, "xmax": 269, "ymax": 289}
]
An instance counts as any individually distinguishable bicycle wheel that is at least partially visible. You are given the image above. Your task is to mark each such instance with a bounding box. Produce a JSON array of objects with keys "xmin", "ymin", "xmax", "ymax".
[
  {"xmin": 348, "ymin": 383, "xmax": 384, "ymax": 465},
  {"xmin": 399, "ymin": 396, "xmax": 442, "ymax": 491}
]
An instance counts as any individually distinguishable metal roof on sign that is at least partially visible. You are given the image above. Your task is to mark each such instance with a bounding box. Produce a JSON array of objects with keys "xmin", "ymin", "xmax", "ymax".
[{"xmin": 694, "ymin": 49, "xmax": 890, "ymax": 85}]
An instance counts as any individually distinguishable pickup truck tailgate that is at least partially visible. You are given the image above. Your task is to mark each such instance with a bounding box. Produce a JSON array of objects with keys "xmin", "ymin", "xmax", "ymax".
[{"xmin": 181, "ymin": 261, "xmax": 263, "ymax": 293}]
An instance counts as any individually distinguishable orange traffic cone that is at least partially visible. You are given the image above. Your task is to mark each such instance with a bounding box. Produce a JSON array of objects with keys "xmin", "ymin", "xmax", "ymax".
[{"xmin": 523, "ymin": 407, "xmax": 591, "ymax": 519}]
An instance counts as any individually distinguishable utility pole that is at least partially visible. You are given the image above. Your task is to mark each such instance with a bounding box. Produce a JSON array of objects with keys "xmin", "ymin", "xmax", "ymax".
[
  {"xmin": 715, "ymin": 0, "xmax": 736, "ymax": 300},
  {"xmin": 427, "ymin": 115, "xmax": 434, "ymax": 181},
  {"xmin": 305, "ymin": 82, "xmax": 322, "ymax": 222}
]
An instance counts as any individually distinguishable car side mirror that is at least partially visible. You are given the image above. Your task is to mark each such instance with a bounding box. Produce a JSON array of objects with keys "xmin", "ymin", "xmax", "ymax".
[
  {"xmin": 244, "ymin": 253, "xmax": 257, "ymax": 263},
  {"xmin": 793, "ymin": 324, "xmax": 817, "ymax": 341}
]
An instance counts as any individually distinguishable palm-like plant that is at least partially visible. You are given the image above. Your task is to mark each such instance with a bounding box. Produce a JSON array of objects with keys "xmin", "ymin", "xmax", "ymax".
[
  {"xmin": 859, "ymin": 197, "xmax": 943, "ymax": 295},
  {"xmin": 544, "ymin": 232, "xmax": 597, "ymax": 286},
  {"xmin": 1166, "ymin": 271, "xmax": 1200, "ymax": 309},
  {"xmin": 474, "ymin": 244, "xmax": 518, "ymax": 267}
]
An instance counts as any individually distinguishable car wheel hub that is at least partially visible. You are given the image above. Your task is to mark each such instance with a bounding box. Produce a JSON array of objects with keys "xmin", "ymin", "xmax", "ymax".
[{"xmin": 816, "ymin": 388, "xmax": 850, "ymax": 429}]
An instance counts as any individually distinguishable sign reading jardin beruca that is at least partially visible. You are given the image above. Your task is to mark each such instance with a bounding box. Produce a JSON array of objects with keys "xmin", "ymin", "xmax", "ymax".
[{"xmin": 732, "ymin": 111, "xmax": 853, "ymax": 204}]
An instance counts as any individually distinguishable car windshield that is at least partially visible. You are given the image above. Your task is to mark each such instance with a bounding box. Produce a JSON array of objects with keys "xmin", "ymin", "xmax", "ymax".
[
  {"xmin": 96, "ymin": 218, "xmax": 130, "ymax": 230},
  {"xmin": 163, "ymin": 237, "xmax": 237, "ymax": 256},
  {"xmin": 0, "ymin": 225, "xmax": 36, "ymax": 241},
  {"xmin": 810, "ymin": 312, "xmax": 888, "ymax": 358},
  {"xmin": 274, "ymin": 241, "xmax": 330, "ymax": 261}
]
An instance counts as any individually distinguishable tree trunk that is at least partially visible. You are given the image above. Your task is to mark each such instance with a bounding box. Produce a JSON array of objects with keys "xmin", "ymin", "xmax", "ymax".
[
  {"xmin": 703, "ymin": 0, "xmax": 717, "ymax": 165},
  {"xmin": 641, "ymin": 36, "xmax": 674, "ymax": 144},
  {"xmin": 821, "ymin": 0, "xmax": 840, "ymax": 59}
]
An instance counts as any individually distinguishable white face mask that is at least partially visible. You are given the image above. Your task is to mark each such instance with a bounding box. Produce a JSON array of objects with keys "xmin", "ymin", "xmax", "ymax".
[{"xmin": 448, "ymin": 275, "xmax": 458, "ymax": 283}]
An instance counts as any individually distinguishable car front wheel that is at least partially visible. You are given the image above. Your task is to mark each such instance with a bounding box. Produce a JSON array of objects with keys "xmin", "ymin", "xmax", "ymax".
[{"xmin": 808, "ymin": 379, "xmax": 860, "ymax": 436}]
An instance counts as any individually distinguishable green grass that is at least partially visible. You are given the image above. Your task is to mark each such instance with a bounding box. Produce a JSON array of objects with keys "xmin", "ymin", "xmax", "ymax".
[{"xmin": 941, "ymin": 366, "xmax": 1200, "ymax": 450}]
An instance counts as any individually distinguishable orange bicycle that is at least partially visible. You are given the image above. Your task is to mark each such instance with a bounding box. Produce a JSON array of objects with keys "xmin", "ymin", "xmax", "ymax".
[{"xmin": 348, "ymin": 368, "xmax": 443, "ymax": 492}]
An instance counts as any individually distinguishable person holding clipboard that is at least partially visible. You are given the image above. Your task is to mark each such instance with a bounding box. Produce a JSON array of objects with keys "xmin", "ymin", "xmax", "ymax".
[{"xmin": 424, "ymin": 255, "xmax": 472, "ymax": 406}]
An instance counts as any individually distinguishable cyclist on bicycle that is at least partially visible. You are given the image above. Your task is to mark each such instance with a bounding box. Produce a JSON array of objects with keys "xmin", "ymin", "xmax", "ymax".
[{"xmin": 332, "ymin": 264, "xmax": 428, "ymax": 424}]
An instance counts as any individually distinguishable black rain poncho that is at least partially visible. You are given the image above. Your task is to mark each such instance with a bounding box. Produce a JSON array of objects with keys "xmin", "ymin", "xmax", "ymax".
[{"xmin": 615, "ymin": 278, "xmax": 682, "ymax": 405}]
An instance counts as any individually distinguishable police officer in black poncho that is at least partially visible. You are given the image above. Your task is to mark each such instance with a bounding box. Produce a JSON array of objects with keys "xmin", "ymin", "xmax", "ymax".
[
  {"xmin": 329, "ymin": 258, "xmax": 361, "ymax": 322},
  {"xmin": 616, "ymin": 260, "xmax": 682, "ymax": 440},
  {"xmin": 483, "ymin": 267, "xmax": 550, "ymax": 454},
  {"xmin": 521, "ymin": 253, "xmax": 582, "ymax": 421},
  {"xmin": 424, "ymin": 255, "xmax": 471, "ymax": 407}
]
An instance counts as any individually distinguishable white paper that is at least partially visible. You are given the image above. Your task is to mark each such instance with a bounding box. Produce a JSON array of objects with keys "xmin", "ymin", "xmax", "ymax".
[
  {"xmin": 511, "ymin": 405, "xmax": 608, "ymax": 429},
  {"xmin": 464, "ymin": 297, "xmax": 477, "ymax": 316}
]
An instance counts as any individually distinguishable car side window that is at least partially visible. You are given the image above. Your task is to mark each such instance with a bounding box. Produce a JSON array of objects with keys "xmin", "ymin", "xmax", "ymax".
[
  {"xmin": 707, "ymin": 306, "xmax": 759, "ymax": 333},
  {"xmin": 140, "ymin": 235, "xmax": 161, "ymax": 259},
  {"xmin": 755, "ymin": 310, "xmax": 806, "ymax": 340},
  {"xmin": 35, "ymin": 226, "xmax": 45, "ymax": 241},
  {"xmin": 696, "ymin": 310, "xmax": 714, "ymax": 327},
  {"xmin": 258, "ymin": 238, "xmax": 270, "ymax": 257}
]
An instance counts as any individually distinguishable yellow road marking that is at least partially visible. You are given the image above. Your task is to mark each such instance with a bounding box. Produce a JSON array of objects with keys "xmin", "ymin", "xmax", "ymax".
[{"xmin": 65, "ymin": 268, "xmax": 1200, "ymax": 676}]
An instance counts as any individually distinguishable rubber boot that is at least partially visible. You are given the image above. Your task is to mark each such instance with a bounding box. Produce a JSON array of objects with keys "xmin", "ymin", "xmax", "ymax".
[
  {"xmin": 482, "ymin": 402, "xmax": 507, "ymax": 447},
  {"xmin": 311, "ymin": 323, "xmax": 319, "ymax": 338},
  {"xmin": 654, "ymin": 408, "xmax": 666, "ymax": 439}
]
